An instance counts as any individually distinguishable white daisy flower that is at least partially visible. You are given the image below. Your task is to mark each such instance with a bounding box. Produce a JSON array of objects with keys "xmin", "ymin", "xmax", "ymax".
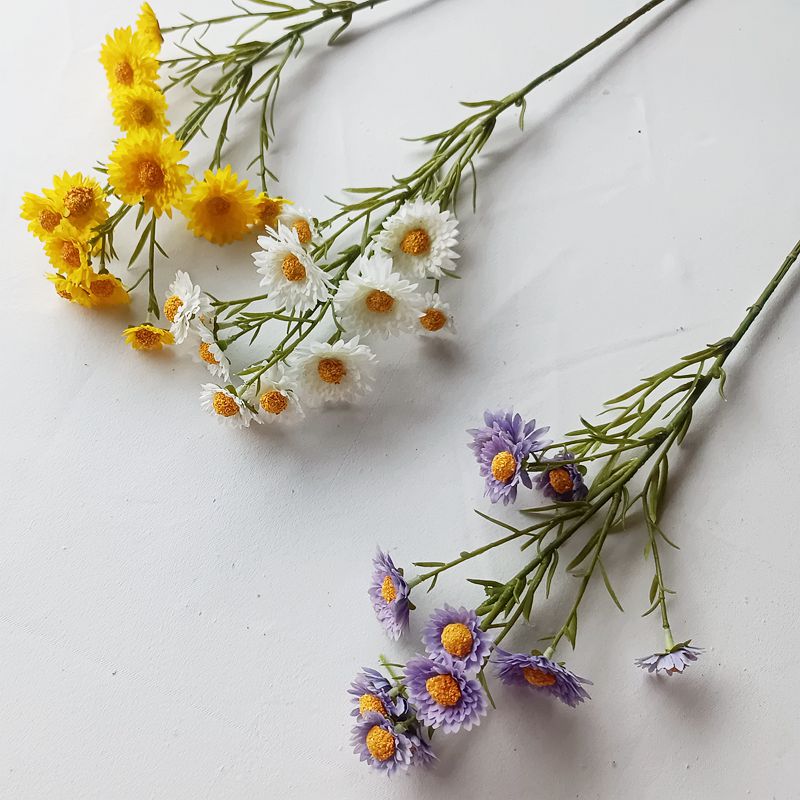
[
  {"xmin": 334, "ymin": 252, "xmax": 425, "ymax": 338},
  {"xmin": 199, "ymin": 383, "xmax": 256, "ymax": 428},
  {"xmin": 163, "ymin": 270, "xmax": 212, "ymax": 344},
  {"xmin": 242, "ymin": 366, "xmax": 304, "ymax": 424},
  {"xmin": 374, "ymin": 198, "xmax": 459, "ymax": 279},
  {"xmin": 192, "ymin": 320, "xmax": 231, "ymax": 382},
  {"xmin": 253, "ymin": 223, "xmax": 332, "ymax": 313},
  {"xmin": 288, "ymin": 337, "xmax": 377, "ymax": 406},
  {"xmin": 417, "ymin": 292, "xmax": 455, "ymax": 336},
  {"xmin": 276, "ymin": 204, "xmax": 318, "ymax": 247}
]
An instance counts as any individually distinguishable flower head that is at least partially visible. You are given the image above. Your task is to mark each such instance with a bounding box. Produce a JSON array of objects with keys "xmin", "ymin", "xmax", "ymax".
[
  {"xmin": 112, "ymin": 84, "xmax": 169, "ymax": 134},
  {"xmin": 20, "ymin": 191, "xmax": 63, "ymax": 241},
  {"xmin": 534, "ymin": 450, "xmax": 589, "ymax": 503},
  {"xmin": 107, "ymin": 130, "xmax": 190, "ymax": 217},
  {"xmin": 334, "ymin": 253, "xmax": 425, "ymax": 338},
  {"xmin": 368, "ymin": 549, "xmax": 410, "ymax": 640},
  {"xmin": 84, "ymin": 271, "xmax": 130, "ymax": 307},
  {"xmin": 253, "ymin": 223, "xmax": 332, "ymax": 313},
  {"xmin": 183, "ymin": 166, "xmax": 259, "ymax": 245},
  {"xmin": 275, "ymin": 204, "xmax": 317, "ymax": 247},
  {"xmin": 99, "ymin": 27, "xmax": 159, "ymax": 95},
  {"xmin": 44, "ymin": 221, "xmax": 91, "ymax": 280},
  {"xmin": 163, "ymin": 270, "xmax": 212, "ymax": 344},
  {"xmin": 199, "ymin": 384, "xmax": 256, "ymax": 428},
  {"xmin": 348, "ymin": 667, "xmax": 407, "ymax": 720},
  {"xmin": 492, "ymin": 649, "xmax": 592, "ymax": 707},
  {"xmin": 192, "ymin": 321, "xmax": 231, "ymax": 382},
  {"xmin": 46, "ymin": 273, "xmax": 93, "ymax": 307},
  {"xmin": 467, "ymin": 410, "xmax": 551, "ymax": 505},
  {"xmin": 122, "ymin": 323, "xmax": 174, "ymax": 351},
  {"xmin": 49, "ymin": 172, "xmax": 109, "ymax": 236},
  {"xmin": 242, "ymin": 366, "xmax": 304, "ymax": 424},
  {"xmin": 417, "ymin": 292, "xmax": 454, "ymax": 335},
  {"xmin": 136, "ymin": 2, "xmax": 163, "ymax": 55},
  {"xmin": 350, "ymin": 712, "xmax": 415, "ymax": 775},
  {"xmin": 288, "ymin": 337, "xmax": 376, "ymax": 407},
  {"xmin": 375, "ymin": 198, "xmax": 459, "ymax": 279},
  {"xmin": 254, "ymin": 194, "xmax": 289, "ymax": 231},
  {"xmin": 635, "ymin": 643, "xmax": 703, "ymax": 676},
  {"xmin": 422, "ymin": 605, "xmax": 492, "ymax": 671},
  {"xmin": 404, "ymin": 657, "xmax": 486, "ymax": 733}
]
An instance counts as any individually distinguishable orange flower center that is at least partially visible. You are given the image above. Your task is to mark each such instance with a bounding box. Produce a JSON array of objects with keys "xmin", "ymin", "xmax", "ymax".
[
  {"xmin": 440, "ymin": 623, "xmax": 474, "ymax": 658},
  {"xmin": 134, "ymin": 326, "xmax": 162, "ymax": 349},
  {"xmin": 38, "ymin": 208, "xmax": 62, "ymax": 232},
  {"xmin": 358, "ymin": 694, "xmax": 387, "ymax": 717},
  {"xmin": 491, "ymin": 451, "xmax": 516, "ymax": 483},
  {"xmin": 137, "ymin": 159, "xmax": 164, "ymax": 190},
  {"xmin": 317, "ymin": 357, "xmax": 346, "ymax": 385},
  {"xmin": 198, "ymin": 341, "xmax": 218, "ymax": 365},
  {"xmin": 259, "ymin": 390, "xmax": 288, "ymax": 415},
  {"xmin": 114, "ymin": 61, "xmax": 134, "ymax": 86},
  {"xmin": 57, "ymin": 288, "xmax": 73, "ymax": 301},
  {"xmin": 130, "ymin": 100, "xmax": 154, "ymax": 125},
  {"xmin": 292, "ymin": 219, "xmax": 312, "ymax": 245},
  {"xmin": 425, "ymin": 674, "xmax": 461, "ymax": 707},
  {"xmin": 365, "ymin": 726, "xmax": 395, "ymax": 762},
  {"xmin": 364, "ymin": 289, "xmax": 394, "ymax": 314},
  {"xmin": 64, "ymin": 186, "xmax": 95, "ymax": 217},
  {"xmin": 163, "ymin": 295, "xmax": 183, "ymax": 322},
  {"xmin": 523, "ymin": 667, "xmax": 557, "ymax": 687},
  {"xmin": 380, "ymin": 575, "xmax": 396, "ymax": 603},
  {"xmin": 400, "ymin": 227, "xmax": 430, "ymax": 256},
  {"xmin": 61, "ymin": 241, "xmax": 81, "ymax": 269},
  {"xmin": 257, "ymin": 197, "xmax": 282, "ymax": 227},
  {"xmin": 281, "ymin": 254, "xmax": 306, "ymax": 282},
  {"xmin": 419, "ymin": 307, "xmax": 447, "ymax": 332},
  {"xmin": 212, "ymin": 391, "xmax": 239, "ymax": 417},
  {"xmin": 90, "ymin": 278, "xmax": 115, "ymax": 297},
  {"xmin": 207, "ymin": 196, "xmax": 231, "ymax": 216},
  {"xmin": 548, "ymin": 467, "xmax": 574, "ymax": 495}
]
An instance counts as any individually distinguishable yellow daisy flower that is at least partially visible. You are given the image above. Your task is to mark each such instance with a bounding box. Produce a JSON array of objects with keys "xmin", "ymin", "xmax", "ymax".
[
  {"xmin": 254, "ymin": 194, "xmax": 291, "ymax": 231},
  {"xmin": 46, "ymin": 273, "xmax": 94, "ymax": 307},
  {"xmin": 100, "ymin": 27, "xmax": 159, "ymax": 95},
  {"xmin": 49, "ymin": 172, "xmax": 109, "ymax": 236},
  {"xmin": 112, "ymin": 84, "xmax": 169, "ymax": 133},
  {"xmin": 44, "ymin": 220, "xmax": 91, "ymax": 279},
  {"xmin": 122, "ymin": 322, "xmax": 175, "ymax": 351},
  {"xmin": 85, "ymin": 271, "xmax": 130, "ymax": 306},
  {"xmin": 183, "ymin": 165, "xmax": 260, "ymax": 245},
  {"xmin": 20, "ymin": 191, "xmax": 63, "ymax": 241},
  {"xmin": 108, "ymin": 130, "xmax": 190, "ymax": 217},
  {"xmin": 136, "ymin": 3, "xmax": 163, "ymax": 56}
]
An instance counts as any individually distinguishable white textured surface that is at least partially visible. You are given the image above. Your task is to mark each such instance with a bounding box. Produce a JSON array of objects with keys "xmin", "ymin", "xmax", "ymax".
[{"xmin": 3, "ymin": 0, "xmax": 800, "ymax": 797}]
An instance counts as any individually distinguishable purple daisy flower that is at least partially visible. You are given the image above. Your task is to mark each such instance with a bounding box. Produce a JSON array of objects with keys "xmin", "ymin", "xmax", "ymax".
[
  {"xmin": 422, "ymin": 605, "xmax": 492, "ymax": 671},
  {"xmin": 369, "ymin": 549, "xmax": 410, "ymax": 640},
  {"xmin": 467, "ymin": 410, "xmax": 551, "ymax": 505},
  {"xmin": 404, "ymin": 656, "xmax": 487, "ymax": 733},
  {"xmin": 534, "ymin": 450, "xmax": 589, "ymax": 502},
  {"xmin": 636, "ymin": 644, "xmax": 703, "ymax": 676},
  {"xmin": 351, "ymin": 711, "xmax": 415, "ymax": 775},
  {"xmin": 492, "ymin": 649, "xmax": 592, "ymax": 707},
  {"xmin": 348, "ymin": 667, "xmax": 407, "ymax": 719}
]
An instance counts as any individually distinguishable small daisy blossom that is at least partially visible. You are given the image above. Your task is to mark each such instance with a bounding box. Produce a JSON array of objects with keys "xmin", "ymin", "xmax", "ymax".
[
  {"xmin": 375, "ymin": 197, "xmax": 459, "ymax": 279},
  {"xmin": 348, "ymin": 667, "xmax": 407, "ymax": 719},
  {"xmin": 368, "ymin": 549, "xmax": 410, "ymax": 640},
  {"xmin": 122, "ymin": 323, "xmax": 174, "ymax": 351},
  {"xmin": 199, "ymin": 384, "xmax": 256, "ymax": 428},
  {"xmin": 417, "ymin": 292, "xmax": 455, "ymax": 335},
  {"xmin": 253, "ymin": 223, "xmax": 332, "ymax": 313},
  {"xmin": 163, "ymin": 270, "xmax": 212, "ymax": 344},
  {"xmin": 334, "ymin": 252, "xmax": 425, "ymax": 338},
  {"xmin": 351, "ymin": 712, "xmax": 415, "ymax": 775},
  {"xmin": 492, "ymin": 649, "xmax": 592, "ymax": 707},
  {"xmin": 636, "ymin": 643, "xmax": 703, "ymax": 676},
  {"xmin": 242, "ymin": 366, "xmax": 304, "ymax": 424},
  {"xmin": 422, "ymin": 605, "xmax": 492, "ymax": 671},
  {"xmin": 192, "ymin": 321, "xmax": 231, "ymax": 382},
  {"xmin": 288, "ymin": 336, "xmax": 376, "ymax": 407},
  {"xmin": 534, "ymin": 450, "xmax": 589, "ymax": 503},
  {"xmin": 275, "ymin": 204, "xmax": 317, "ymax": 247},
  {"xmin": 404, "ymin": 657, "xmax": 487, "ymax": 733}
]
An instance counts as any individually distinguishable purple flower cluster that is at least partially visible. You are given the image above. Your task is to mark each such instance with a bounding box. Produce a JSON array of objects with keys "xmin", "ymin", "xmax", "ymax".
[{"xmin": 492, "ymin": 649, "xmax": 592, "ymax": 707}]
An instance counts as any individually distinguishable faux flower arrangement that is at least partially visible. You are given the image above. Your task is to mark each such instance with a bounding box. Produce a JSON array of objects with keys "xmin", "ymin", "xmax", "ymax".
[
  {"xmin": 21, "ymin": 0, "xmax": 672, "ymax": 428},
  {"xmin": 351, "ymin": 236, "xmax": 800, "ymax": 774}
]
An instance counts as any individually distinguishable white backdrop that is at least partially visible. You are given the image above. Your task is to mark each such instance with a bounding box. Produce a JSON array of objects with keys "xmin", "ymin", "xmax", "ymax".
[{"xmin": 3, "ymin": 0, "xmax": 800, "ymax": 797}]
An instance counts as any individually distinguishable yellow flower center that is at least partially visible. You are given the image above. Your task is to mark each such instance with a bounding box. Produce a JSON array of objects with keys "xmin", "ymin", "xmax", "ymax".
[
  {"xmin": 257, "ymin": 197, "xmax": 283, "ymax": 227},
  {"xmin": 364, "ymin": 289, "xmax": 394, "ymax": 314},
  {"xmin": 292, "ymin": 219, "xmax": 312, "ymax": 245},
  {"xmin": 317, "ymin": 357, "xmax": 346, "ymax": 385},
  {"xmin": 134, "ymin": 326, "xmax": 162, "ymax": 349},
  {"xmin": 38, "ymin": 208, "xmax": 62, "ymax": 233},
  {"xmin": 440, "ymin": 623, "xmax": 474, "ymax": 658},
  {"xmin": 425, "ymin": 674, "xmax": 461, "ymax": 707},
  {"xmin": 114, "ymin": 60, "xmax": 134, "ymax": 86},
  {"xmin": 281, "ymin": 254, "xmax": 306, "ymax": 282},
  {"xmin": 90, "ymin": 278, "xmax": 115, "ymax": 298},
  {"xmin": 522, "ymin": 667, "xmax": 557, "ymax": 687},
  {"xmin": 212, "ymin": 391, "xmax": 239, "ymax": 417},
  {"xmin": 64, "ymin": 186, "xmax": 95, "ymax": 218},
  {"xmin": 358, "ymin": 694, "xmax": 387, "ymax": 717},
  {"xmin": 365, "ymin": 725, "xmax": 395, "ymax": 762},
  {"xmin": 259, "ymin": 390, "xmax": 288, "ymax": 415},
  {"xmin": 207, "ymin": 196, "xmax": 231, "ymax": 217},
  {"xmin": 400, "ymin": 227, "xmax": 430, "ymax": 256},
  {"xmin": 61, "ymin": 241, "xmax": 81, "ymax": 269},
  {"xmin": 198, "ymin": 341, "xmax": 218, "ymax": 365},
  {"xmin": 491, "ymin": 451, "xmax": 517, "ymax": 483},
  {"xmin": 419, "ymin": 307, "xmax": 447, "ymax": 332},
  {"xmin": 380, "ymin": 575, "xmax": 396, "ymax": 603},
  {"xmin": 137, "ymin": 159, "xmax": 164, "ymax": 190},
  {"xmin": 548, "ymin": 467, "xmax": 574, "ymax": 495},
  {"xmin": 130, "ymin": 100, "xmax": 155, "ymax": 125},
  {"xmin": 163, "ymin": 295, "xmax": 183, "ymax": 322}
]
